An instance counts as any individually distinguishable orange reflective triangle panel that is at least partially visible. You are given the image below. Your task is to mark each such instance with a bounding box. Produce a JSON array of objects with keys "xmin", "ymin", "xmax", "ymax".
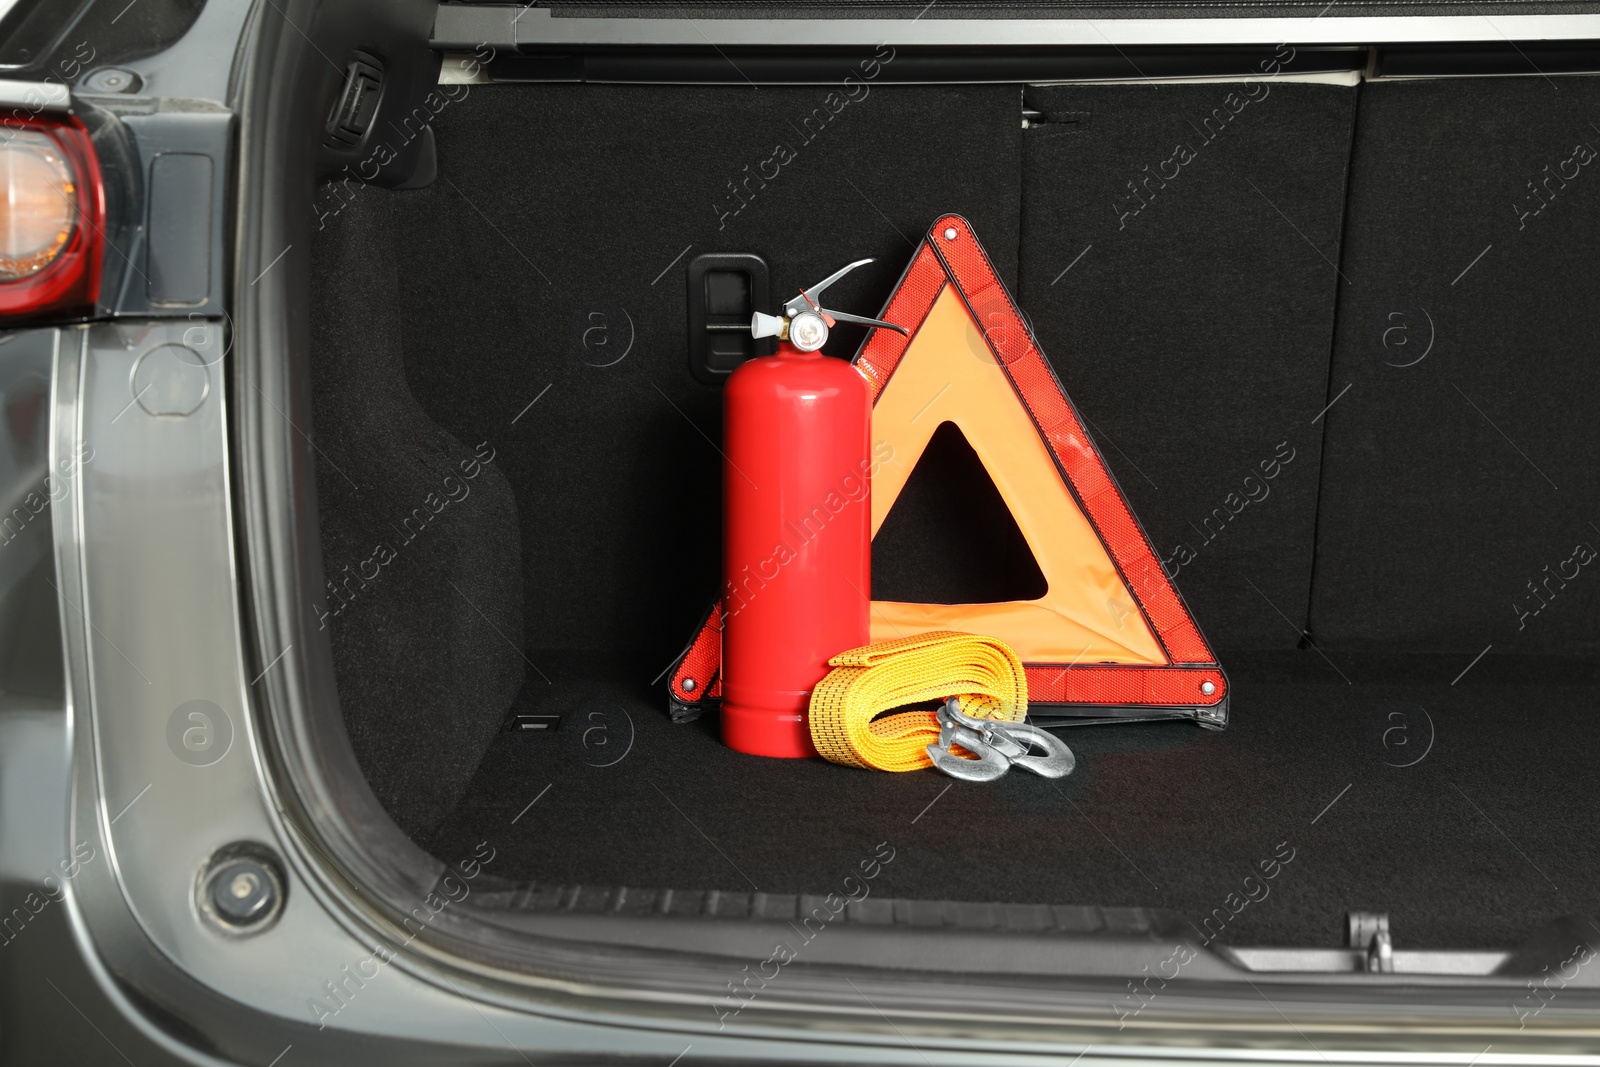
[{"xmin": 671, "ymin": 215, "xmax": 1227, "ymax": 720}]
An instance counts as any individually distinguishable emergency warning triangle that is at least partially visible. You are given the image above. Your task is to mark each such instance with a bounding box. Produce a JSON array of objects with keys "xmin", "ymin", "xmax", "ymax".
[
  {"xmin": 671, "ymin": 215, "xmax": 1227, "ymax": 724},
  {"xmin": 867, "ymin": 282, "xmax": 1165, "ymax": 665}
]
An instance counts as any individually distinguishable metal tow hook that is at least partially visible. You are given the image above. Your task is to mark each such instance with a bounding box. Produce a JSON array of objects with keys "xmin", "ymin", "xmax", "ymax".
[{"xmin": 925, "ymin": 697, "xmax": 1076, "ymax": 782}]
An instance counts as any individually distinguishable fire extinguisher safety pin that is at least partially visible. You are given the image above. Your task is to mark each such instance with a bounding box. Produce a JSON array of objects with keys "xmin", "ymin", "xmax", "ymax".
[{"xmin": 926, "ymin": 698, "xmax": 1076, "ymax": 782}]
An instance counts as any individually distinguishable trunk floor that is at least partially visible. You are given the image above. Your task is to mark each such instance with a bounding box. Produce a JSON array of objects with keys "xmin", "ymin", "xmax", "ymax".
[{"xmin": 428, "ymin": 651, "xmax": 1600, "ymax": 950}]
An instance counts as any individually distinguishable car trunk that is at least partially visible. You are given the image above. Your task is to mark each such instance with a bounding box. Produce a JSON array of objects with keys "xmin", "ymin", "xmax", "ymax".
[{"xmin": 302, "ymin": 71, "xmax": 1600, "ymax": 964}]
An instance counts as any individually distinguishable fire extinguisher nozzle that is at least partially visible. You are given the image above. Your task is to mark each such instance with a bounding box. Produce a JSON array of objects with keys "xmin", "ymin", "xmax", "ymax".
[{"xmin": 750, "ymin": 312, "xmax": 787, "ymax": 340}]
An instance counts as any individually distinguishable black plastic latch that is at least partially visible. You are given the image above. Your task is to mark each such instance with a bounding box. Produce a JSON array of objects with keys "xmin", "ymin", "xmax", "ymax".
[
  {"xmin": 686, "ymin": 253, "xmax": 771, "ymax": 386},
  {"xmin": 508, "ymin": 713, "xmax": 561, "ymax": 733},
  {"xmin": 325, "ymin": 51, "xmax": 384, "ymax": 149}
]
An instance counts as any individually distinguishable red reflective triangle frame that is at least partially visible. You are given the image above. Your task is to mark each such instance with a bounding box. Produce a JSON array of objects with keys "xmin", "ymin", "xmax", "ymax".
[{"xmin": 670, "ymin": 215, "xmax": 1227, "ymax": 722}]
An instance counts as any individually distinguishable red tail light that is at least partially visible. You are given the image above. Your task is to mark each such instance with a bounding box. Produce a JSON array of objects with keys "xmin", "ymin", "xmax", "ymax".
[{"xmin": 0, "ymin": 115, "xmax": 104, "ymax": 321}]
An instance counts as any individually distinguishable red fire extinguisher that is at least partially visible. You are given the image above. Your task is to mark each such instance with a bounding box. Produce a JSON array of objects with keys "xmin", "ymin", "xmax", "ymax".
[{"xmin": 721, "ymin": 259, "xmax": 908, "ymax": 758}]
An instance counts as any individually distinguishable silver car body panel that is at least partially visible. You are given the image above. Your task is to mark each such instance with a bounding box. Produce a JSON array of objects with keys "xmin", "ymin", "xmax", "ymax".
[{"xmin": 435, "ymin": 5, "xmax": 1600, "ymax": 48}]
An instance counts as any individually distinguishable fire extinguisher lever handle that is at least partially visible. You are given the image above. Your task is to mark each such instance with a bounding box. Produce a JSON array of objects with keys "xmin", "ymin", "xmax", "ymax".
[
  {"xmin": 782, "ymin": 257, "xmax": 876, "ymax": 319},
  {"xmin": 822, "ymin": 309, "xmax": 910, "ymax": 335},
  {"xmin": 753, "ymin": 258, "xmax": 909, "ymax": 351}
]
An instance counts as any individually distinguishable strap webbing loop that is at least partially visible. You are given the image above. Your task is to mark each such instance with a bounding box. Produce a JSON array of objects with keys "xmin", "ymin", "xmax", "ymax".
[{"xmin": 808, "ymin": 631, "xmax": 1028, "ymax": 772}]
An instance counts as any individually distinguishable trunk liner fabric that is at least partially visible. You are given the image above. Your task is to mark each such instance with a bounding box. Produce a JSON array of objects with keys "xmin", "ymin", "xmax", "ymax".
[
  {"xmin": 310, "ymin": 188, "xmax": 526, "ymax": 844},
  {"xmin": 1017, "ymin": 79, "xmax": 1357, "ymax": 652},
  {"xmin": 429, "ymin": 650, "xmax": 1599, "ymax": 950},
  {"xmin": 1309, "ymin": 75, "xmax": 1600, "ymax": 658}
]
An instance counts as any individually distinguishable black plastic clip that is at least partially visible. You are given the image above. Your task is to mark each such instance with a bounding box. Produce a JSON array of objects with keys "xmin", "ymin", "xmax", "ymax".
[{"xmin": 686, "ymin": 252, "xmax": 771, "ymax": 386}]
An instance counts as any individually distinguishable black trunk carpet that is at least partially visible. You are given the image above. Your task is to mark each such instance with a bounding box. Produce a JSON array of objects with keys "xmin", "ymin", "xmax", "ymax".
[{"xmin": 427, "ymin": 650, "xmax": 1600, "ymax": 950}]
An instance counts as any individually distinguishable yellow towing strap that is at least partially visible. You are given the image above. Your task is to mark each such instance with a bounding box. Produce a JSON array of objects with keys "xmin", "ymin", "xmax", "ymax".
[{"xmin": 808, "ymin": 631, "xmax": 1028, "ymax": 772}]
